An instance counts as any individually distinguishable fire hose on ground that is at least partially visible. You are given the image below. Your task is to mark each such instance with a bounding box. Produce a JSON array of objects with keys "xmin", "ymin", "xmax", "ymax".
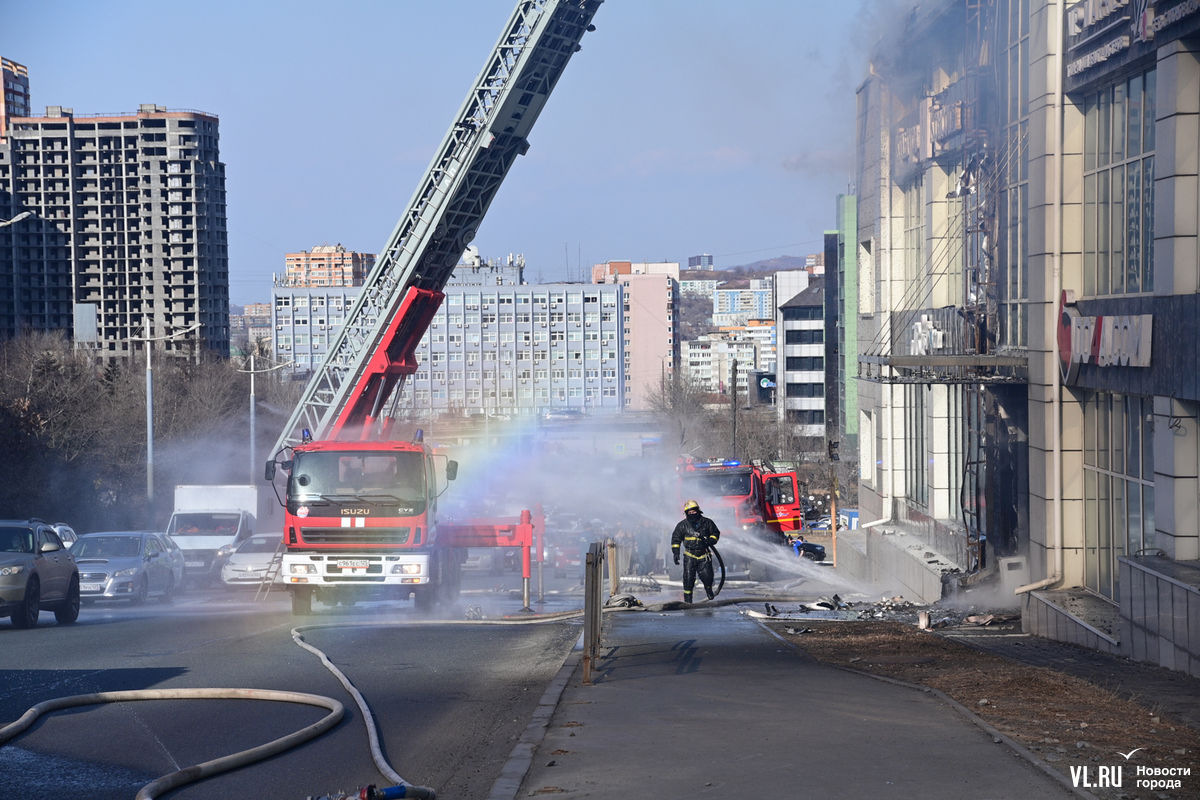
[
  {"xmin": 0, "ymin": 610, "xmax": 589, "ymax": 800},
  {"xmin": 0, "ymin": 561, "xmax": 801, "ymax": 798}
]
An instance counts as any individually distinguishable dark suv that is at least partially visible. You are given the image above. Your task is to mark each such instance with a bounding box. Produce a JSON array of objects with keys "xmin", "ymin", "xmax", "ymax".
[{"xmin": 0, "ymin": 519, "xmax": 81, "ymax": 628}]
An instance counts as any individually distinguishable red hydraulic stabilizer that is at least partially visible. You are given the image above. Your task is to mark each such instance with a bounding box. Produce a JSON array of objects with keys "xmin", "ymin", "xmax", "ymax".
[
  {"xmin": 439, "ymin": 510, "xmax": 541, "ymax": 579},
  {"xmin": 326, "ymin": 287, "xmax": 444, "ymax": 442}
]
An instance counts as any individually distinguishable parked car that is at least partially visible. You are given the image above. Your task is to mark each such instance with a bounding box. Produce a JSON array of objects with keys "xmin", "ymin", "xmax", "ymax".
[
  {"xmin": 51, "ymin": 523, "xmax": 78, "ymax": 549},
  {"xmin": 463, "ymin": 549, "xmax": 501, "ymax": 575},
  {"xmin": 0, "ymin": 519, "xmax": 80, "ymax": 628},
  {"xmin": 542, "ymin": 408, "xmax": 584, "ymax": 421},
  {"xmin": 73, "ymin": 532, "xmax": 180, "ymax": 604},
  {"xmin": 220, "ymin": 535, "xmax": 283, "ymax": 590}
]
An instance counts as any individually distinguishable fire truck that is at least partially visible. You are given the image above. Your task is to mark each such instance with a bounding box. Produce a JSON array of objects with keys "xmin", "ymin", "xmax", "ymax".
[
  {"xmin": 676, "ymin": 458, "xmax": 806, "ymax": 575},
  {"xmin": 264, "ymin": 0, "xmax": 601, "ymax": 615}
]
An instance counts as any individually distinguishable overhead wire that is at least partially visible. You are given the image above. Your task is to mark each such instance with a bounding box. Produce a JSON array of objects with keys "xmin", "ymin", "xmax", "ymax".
[{"xmin": 861, "ymin": 130, "xmax": 1027, "ymax": 360}]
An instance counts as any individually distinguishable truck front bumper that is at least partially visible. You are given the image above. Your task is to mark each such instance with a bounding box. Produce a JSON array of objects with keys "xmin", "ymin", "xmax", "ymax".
[{"xmin": 280, "ymin": 553, "xmax": 430, "ymax": 586}]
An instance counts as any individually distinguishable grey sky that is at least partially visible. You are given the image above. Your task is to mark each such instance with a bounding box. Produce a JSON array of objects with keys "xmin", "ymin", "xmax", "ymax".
[{"xmin": 4, "ymin": 1, "xmax": 881, "ymax": 305}]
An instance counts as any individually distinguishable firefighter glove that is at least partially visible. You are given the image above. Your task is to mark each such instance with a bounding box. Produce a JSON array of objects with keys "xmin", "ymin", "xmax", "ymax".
[{"xmin": 674, "ymin": 554, "xmax": 680, "ymax": 565}]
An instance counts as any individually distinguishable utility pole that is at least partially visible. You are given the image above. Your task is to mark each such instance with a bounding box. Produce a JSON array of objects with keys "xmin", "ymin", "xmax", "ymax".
[{"xmin": 730, "ymin": 357, "xmax": 738, "ymax": 459}]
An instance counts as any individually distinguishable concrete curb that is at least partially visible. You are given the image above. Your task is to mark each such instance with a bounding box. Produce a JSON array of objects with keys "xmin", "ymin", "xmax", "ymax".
[
  {"xmin": 485, "ymin": 634, "xmax": 584, "ymax": 800},
  {"xmin": 755, "ymin": 619, "xmax": 1103, "ymax": 800}
]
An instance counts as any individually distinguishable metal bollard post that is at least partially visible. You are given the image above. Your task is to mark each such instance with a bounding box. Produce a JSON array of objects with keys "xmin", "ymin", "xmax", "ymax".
[
  {"xmin": 582, "ymin": 542, "xmax": 599, "ymax": 685},
  {"xmin": 606, "ymin": 538, "xmax": 618, "ymax": 596}
]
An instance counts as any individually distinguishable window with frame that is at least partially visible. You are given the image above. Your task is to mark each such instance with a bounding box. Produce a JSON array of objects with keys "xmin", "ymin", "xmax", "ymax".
[
  {"xmin": 1082, "ymin": 391, "xmax": 1155, "ymax": 601},
  {"xmin": 1083, "ymin": 69, "xmax": 1156, "ymax": 297}
]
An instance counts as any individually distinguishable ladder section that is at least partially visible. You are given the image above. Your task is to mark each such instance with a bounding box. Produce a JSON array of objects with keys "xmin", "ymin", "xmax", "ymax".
[
  {"xmin": 255, "ymin": 537, "xmax": 287, "ymax": 601},
  {"xmin": 272, "ymin": 0, "xmax": 602, "ymax": 454}
]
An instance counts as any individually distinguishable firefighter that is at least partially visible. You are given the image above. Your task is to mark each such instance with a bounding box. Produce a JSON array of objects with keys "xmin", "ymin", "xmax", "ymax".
[{"xmin": 671, "ymin": 500, "xmax": 721, "ymax": 603}]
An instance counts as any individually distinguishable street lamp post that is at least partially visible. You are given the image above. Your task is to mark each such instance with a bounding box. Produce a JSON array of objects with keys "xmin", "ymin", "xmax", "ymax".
[
  {"xmin": 130, "ymin": 320, "xmax": 201, "ymax": 527},
  {"xmin": 238, "ymin": 352, "xmax": 292, "ymax": 484}
]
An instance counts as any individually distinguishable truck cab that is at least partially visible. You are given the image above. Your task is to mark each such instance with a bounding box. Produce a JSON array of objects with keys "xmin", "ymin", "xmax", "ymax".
[
  {"xmin": 269, "ymin": 439, "xmax": 460, "ymax": 614},
  {"xmin": 166, "ymin": 485, "xmax": 258, "ymax": 586}
]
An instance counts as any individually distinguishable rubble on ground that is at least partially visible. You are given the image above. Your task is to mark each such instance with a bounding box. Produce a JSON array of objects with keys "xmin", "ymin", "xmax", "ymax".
[{"xmin": 755, "ymin": 594, "xmax": 1020, "ymax": 628}]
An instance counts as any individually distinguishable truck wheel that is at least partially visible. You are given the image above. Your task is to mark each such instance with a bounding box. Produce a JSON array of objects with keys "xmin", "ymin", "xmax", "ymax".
[
  {"xmin": 291, "ymin": 588, "xmax": 313, "ymax": 616},
  {"xmin": 413, "ymin": 588, "xmax": 433, "ymax": 612}
]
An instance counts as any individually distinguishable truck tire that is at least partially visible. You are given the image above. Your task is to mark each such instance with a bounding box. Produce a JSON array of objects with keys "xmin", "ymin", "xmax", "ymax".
[
  {"xmin": 291, "ymin": 588, "xmax": 313, "ymax": 616},
  {"xmin": 413, "ymin": 588, "xmax": 433, "ymax": 613}
]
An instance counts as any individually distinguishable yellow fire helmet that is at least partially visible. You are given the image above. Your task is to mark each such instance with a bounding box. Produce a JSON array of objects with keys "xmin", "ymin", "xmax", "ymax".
[{"xmin": 683, "ymin": 500, "xmax": 701, "ymax": 514}]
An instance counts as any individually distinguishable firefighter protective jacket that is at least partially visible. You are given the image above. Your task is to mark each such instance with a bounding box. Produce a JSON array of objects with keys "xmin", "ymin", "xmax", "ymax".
[{"xmin": 671, "ymin": 514, "xmax": 721, "ymax": 560}]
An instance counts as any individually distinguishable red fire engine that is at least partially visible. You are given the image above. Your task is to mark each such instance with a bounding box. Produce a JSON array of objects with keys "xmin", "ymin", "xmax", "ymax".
[
  {"xmin": 677, "ymin": 458, "xmax": 805, "ymax": 541},
  {"xmin": 264, "ymin": 1, "xmax": 601, "ymax": 615}
]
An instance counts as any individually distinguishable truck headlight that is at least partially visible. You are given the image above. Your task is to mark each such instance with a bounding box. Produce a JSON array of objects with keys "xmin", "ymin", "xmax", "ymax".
[
  {"xmin": 115, "ymin": 567, "xmax": 139, "ymax": 578},
  {"xmin": 216, "ymin": 545, "xmax": 235, "ymax": 559},
  {"xmin": 289, "ymin": 564, "xmax": 316, "ymax": 574},
  {"xmin": 392, "ymin": 563, "xmax": 421, "ymax": 575},
  {"xmin": 0, "ymin": 565, "xmax": 22, "ymax": 576}
]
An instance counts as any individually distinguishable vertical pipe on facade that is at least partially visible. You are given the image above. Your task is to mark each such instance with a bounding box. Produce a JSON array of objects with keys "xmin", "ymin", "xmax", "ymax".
[{"xmin": 1017, "ymin": 0, "xmax": 1065, "ymax": 594}]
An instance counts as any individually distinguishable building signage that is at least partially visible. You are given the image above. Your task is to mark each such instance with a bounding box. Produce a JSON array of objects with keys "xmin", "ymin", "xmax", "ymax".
[
  {"xmin": 1067, "ymin": 35, "xmax": 1130, "ymax": 75},
  {"xmin": 1065, "ymin": 0, "xmax": 1200, "ymax": 89},
  {"xmin": 1057, "ymin": 291, "xmax": 1152, "ymax": 384},
  {"xmin": 929, "ymin": 101, "xmax": 963, "ymax": 144}
]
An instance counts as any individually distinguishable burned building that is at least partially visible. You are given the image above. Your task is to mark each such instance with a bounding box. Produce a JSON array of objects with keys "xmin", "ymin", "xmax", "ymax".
[{"xmin": 855, "ymin": 0, "xmax": 1200, "ymax": 678}]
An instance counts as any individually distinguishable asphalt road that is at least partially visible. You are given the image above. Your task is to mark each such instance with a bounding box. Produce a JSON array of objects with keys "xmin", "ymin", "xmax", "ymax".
[{"xmin": 0, "ymin": 581, "xmax": 580, "ymax": 800}]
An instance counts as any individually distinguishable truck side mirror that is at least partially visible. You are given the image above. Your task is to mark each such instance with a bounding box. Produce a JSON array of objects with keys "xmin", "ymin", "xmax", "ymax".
[
  {"xmin": 446, "ymin": 460, "xmax": 459, "ymax": 482},
  {"xmin": 265, "ymin": 461, "xmax": 276, "ymax": 481}
]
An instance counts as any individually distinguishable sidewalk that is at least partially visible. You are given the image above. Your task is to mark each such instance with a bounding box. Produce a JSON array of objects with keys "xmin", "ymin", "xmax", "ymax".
[{"xmin": 514, "ymin": 607, "xmax": 1080, "ymax": 799}]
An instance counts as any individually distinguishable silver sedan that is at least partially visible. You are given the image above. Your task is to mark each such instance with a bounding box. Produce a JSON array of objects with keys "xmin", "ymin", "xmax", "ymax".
[{"xmin": 73, "ymin": 532, "xmax": 179, "ymax": 604}]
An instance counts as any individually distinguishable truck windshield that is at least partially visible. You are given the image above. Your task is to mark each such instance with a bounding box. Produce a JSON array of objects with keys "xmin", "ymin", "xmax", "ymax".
[
  {"xmin": 682, "ymin": 471, "xmax": 753, "ymax": 499},
  {"xmin": 288, "ymin": 451, "xmax": 426, "ymax": 504},
  {"xmin": 168, "ymin": 513, "xmax": 242, "ymax": 537}
]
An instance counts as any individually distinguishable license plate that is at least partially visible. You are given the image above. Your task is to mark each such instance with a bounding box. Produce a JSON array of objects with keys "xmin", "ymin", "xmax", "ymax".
[
  {"xmin": 80, "ymin": 584, "xmax": 102, "ymax": 592},
  {"xmin": 185, "ymin": 561, "xmax": 205, "ymax": 568},
  {"xmin": 337, "ymin": 559, "xmax": 370, "ymax": 569}
]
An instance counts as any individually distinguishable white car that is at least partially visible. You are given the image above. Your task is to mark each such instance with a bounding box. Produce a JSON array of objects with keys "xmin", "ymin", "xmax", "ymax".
[
  {"xmin": 51, "ymin": 523, "xmax": 78, "ymax": 548},
  {"xmin": 220, "ymin": 535, "xmax": 283, "ymax": 591}
]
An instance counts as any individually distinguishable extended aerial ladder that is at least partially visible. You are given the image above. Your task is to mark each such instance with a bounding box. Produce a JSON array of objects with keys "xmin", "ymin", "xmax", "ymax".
[{"xmin": 270, "ymin": 0, "xmax": 602, "ymax": 456}]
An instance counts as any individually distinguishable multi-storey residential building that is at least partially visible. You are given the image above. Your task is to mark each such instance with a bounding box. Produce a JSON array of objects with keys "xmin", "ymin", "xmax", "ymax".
[
  {"xmin": 685, "ymin": 335, "xmax": 758, "ymax": 395},
  {"xmin": 855, "ymin": 0, "xmax": 1200, "ymax": 677},
  {"xmin": 713, "ymin": 278, "xmax": 773, "ymax": 325},
  {"xmin": 244, "ymin": 301, "xmax": 271, "ymax": 351},
  {"xmin": 272, "ymin": 286, "xmax": 359, "ymax": 373},
  {"xmin": 777, "ymin": 278, "xmax": 825, "ymax": 437},
  {"xmin": 282, "ymin": 244, "xmax": 373, "ymax": 288},
  {"xmin": 614, "ymin": 272, "xmax": 679, "ymax": 411},
  {"xmin": 1, "ymin": 58, "xmax": 30, "ymax": 141},
  {"xmin": 688, "ymin": 254, "xmax": 714, "ymax": 270},
  {"xmin": 398, "ymin": 282, "xmax": 624, "ymax": 417},
  {"xmin": 0, "ymin": 103, "xmax": 229, "ymax": 356},
  {"xmin": 678, "ymin": 271, "xmax": 722, "ymax": 298}
]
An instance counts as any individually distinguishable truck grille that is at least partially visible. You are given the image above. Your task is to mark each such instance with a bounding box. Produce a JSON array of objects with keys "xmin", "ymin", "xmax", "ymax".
[{"xmin": 300, "ymin": 527, "xmax": 410, "ymax": 545}]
